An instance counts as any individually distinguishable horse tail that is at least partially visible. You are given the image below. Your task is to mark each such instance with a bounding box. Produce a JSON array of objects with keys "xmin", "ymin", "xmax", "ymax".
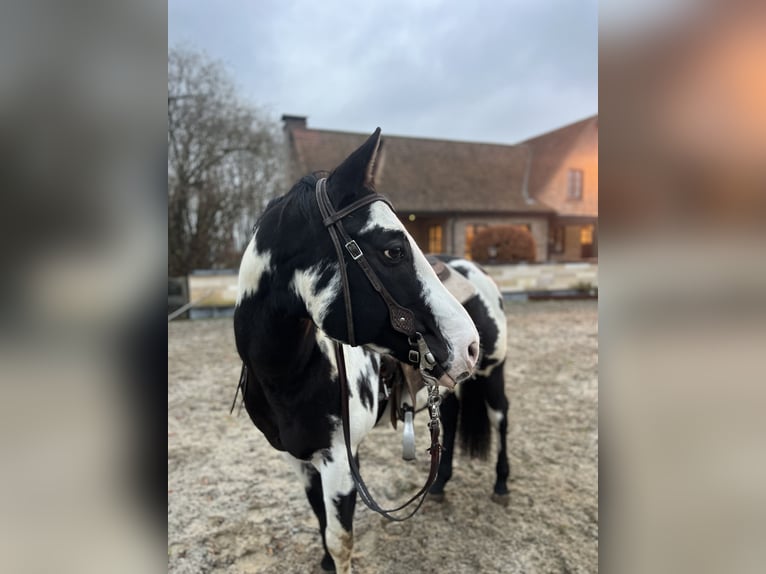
[{"xmin": 458, "ymin": 378, "xmax": 491, "ymax": 459}]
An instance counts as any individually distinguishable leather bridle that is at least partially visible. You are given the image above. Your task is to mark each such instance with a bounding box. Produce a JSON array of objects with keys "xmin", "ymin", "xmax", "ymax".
[
  {"xmin": 315, "ymin": 177, "xmax": 414, "ymax": 347},
  {"xmin": 315, "ymin": 177, "xmax": 443, "ymax": 520}
]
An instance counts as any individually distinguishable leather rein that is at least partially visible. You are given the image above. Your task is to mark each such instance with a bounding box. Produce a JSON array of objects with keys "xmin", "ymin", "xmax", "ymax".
[{"xmin": 315, "ymin": 177, "xmax": 443, "ymax": 521}]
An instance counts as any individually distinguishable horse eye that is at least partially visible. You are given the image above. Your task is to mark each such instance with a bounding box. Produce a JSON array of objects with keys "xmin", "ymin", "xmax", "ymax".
[{"xmin": 383, "ymin": 247, "xmax": 404, "ymax": 261}]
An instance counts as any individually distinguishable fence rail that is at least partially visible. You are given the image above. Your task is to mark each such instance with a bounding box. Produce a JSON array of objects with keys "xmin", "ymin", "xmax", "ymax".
[{"xmin": 168, "ymin": 263, "xmax": 598, "ymax": 319}]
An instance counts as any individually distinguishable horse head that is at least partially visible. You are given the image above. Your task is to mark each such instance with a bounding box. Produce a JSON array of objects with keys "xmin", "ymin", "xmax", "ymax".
[{"xmin": 246, "ymin": 129, "xmax": 480, "ymax": 384}]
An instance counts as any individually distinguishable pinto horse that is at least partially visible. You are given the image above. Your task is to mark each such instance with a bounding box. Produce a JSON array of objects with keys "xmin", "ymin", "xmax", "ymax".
[
  {"xmin": 233, "ymin": 130, "xmax": 480, "ymax": 573},
  {"xmin": 382, "ymin": 256, "xmax": 510, "ymax": 504}
]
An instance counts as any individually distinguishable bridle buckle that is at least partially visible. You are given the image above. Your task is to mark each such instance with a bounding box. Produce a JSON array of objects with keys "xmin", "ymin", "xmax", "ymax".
[{"xmin": 345, "ymin": 240, "xmax": 363, "ymax": 260}]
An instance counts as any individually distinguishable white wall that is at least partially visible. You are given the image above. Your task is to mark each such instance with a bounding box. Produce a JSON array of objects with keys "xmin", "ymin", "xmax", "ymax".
[{"xmin": 484, "ymin": 262, "xmax": 598, "ymax": 293}]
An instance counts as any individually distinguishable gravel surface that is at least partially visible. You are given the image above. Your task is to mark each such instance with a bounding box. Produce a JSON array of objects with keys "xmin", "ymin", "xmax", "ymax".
[{"xmin": 168, "ymin": 300, "xmax": 598, "ymax": 573}]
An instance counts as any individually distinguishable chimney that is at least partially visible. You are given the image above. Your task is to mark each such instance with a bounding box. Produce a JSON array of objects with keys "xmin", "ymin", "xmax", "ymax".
[{"xmin": 281, "ymin": 114, "xmax": 307, "ymax": 132}]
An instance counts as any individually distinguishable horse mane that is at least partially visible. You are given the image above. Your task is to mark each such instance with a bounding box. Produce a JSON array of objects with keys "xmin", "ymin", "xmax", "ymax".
[{"xmin": 258, "ymin": 171, "xmax": 330, "ymax": 233}]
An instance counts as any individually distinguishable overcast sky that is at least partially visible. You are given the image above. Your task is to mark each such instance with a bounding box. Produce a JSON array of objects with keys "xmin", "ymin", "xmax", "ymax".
[{"xmin": 169, "ymin": 0, "xmax": 597, "ymax": 144}]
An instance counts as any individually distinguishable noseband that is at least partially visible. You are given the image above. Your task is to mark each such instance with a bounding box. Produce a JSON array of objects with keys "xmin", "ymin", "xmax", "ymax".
[{"xmin": 315, "ymin": 177, "xmax": 443, "ymax": 520}]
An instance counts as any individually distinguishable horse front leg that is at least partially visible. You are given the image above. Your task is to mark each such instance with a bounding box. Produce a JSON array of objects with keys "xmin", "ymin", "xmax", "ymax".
[
  {"xmin": 316, "ymin": 448, "xmax": 357, "ymax": 573},
  {"xmin": 285, "ymin": 456, "xmax": 335, "ymax": 571}
]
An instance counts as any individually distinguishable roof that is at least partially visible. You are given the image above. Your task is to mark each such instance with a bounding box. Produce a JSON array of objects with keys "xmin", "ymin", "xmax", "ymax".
[
  {"xmin": 521, "ymin": 115, "xmax": 598, "ymax": 198},
  {"xmin": 287, "ymin": 128, "xmax": 553, "ymax": 214}
]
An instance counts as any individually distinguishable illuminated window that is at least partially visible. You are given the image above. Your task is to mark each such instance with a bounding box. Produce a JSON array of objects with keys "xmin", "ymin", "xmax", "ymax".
[
  {"xmin": 580, "ymin": 224, "xmax": 594, "ymax": 245},
  {"xmin": 428, "ymin": 225, "xmax": 443, "ymax": 253},
  {"xmin": 568, "ymin": 169, "xmax": 583, "ymax": 200}
]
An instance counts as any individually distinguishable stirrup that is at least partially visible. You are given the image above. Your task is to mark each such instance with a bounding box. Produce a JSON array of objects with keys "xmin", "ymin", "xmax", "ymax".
[{"xmin": 402, "ymin": 407, "xmax": 416, "ymax": 461}]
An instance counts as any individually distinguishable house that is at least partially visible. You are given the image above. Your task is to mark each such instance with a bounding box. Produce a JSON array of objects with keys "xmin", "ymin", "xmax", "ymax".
[
  {"xmin": 523, "ymin": 116, "xmax": 598, "ymax": 261},
  {"xmin": 282, "ymin": 114, "xmax": 597, "ymax": 262}
]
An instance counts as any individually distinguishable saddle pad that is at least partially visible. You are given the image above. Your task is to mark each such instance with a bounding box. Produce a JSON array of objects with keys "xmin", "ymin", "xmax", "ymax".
[{"xmin": 426, "ymin": 255, "xmax": 478, "ymax": 304}]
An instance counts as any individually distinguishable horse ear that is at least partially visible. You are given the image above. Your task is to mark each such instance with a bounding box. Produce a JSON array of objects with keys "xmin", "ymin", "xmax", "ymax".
[{"xmin": 328, "ymin": 128, "xmax": 382, "ymax": 203}]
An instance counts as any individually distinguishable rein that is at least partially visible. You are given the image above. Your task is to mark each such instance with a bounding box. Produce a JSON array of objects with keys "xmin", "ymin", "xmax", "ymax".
[
  {"xmin": 336, "ymin": 344, "xmax": 442, "ymax": 521},
  {"xmin": 315, "ymin": 177, "xmax": 443, "ymax": 521}
]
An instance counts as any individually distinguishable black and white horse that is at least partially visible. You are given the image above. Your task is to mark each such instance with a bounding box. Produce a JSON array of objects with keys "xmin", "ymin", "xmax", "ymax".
[
  {"xmin": 233, "ymin": 130, "xmax": 480, "ymax": 573},
  {"xmin": 383, "ymin": 256, "xmax": 510, "ymax": 504}
]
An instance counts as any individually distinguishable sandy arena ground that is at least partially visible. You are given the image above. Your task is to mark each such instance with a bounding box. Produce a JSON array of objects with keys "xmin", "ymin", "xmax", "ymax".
[{"xmin": 168, "ymin": 300, "xmax": 598, "ymax": 573}]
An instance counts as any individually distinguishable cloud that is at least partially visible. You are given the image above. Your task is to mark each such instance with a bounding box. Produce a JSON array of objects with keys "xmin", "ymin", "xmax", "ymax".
[{"xmin": 169, "ymin": 0, "xmax": 597, "ymax": 143}]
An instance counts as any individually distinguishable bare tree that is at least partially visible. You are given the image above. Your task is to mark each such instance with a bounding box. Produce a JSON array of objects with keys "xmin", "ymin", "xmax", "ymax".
[{"xmin": 168, "ymin": 47, "xmax": 284, "ymax": 276}]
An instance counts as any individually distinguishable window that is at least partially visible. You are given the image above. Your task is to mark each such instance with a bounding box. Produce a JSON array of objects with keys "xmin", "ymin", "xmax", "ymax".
[
  {"xmin": 568, "ymin": 169, "xmax": 583, "ymax": 200},
  {"xmin": 428, "ymin": 225, "xmax": 443, "ymax": 253},
  {"xmin": 549, "ymin": 224, "xmax": 565, "ymax": 254},
  {"xmin": 464, "ymin": 223, "xmax": 487, "ymax": 259},
  {"xmin": 580, "ymin": 224, "xmax": 595, "ymax": 258}
]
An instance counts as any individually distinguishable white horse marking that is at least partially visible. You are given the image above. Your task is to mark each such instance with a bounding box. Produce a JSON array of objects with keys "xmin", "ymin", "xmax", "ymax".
[
  {"xmin": 317, "ymin": 448, "xmax": 355, "ymax": 573},
  {"xmin": 320, "ymin": 347, "xmax": 379, "ymax": 447},
  {"xmin": 487, "ymin": 406, "xmax": 505, "ymax": 428},
  {"xmin": 237, "ymin": 234, "xmax": 272, "ymax": 304},
  {"xmin": 450, "ymin": 259, "xmax": 507, "ymax": 366},
  {"xmin": 290, "ymin": 263, "xmax": 341, "ymax": 329}
]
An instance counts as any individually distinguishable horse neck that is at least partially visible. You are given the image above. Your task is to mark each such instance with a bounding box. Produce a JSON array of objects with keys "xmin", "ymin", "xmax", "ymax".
[
  {"xmin": 237, "ymin": 209, "xmax": 337, "ymax": 384},
  {"xmin": 235, "ymin": 285, "xmax": 323, "ymax": 386}
]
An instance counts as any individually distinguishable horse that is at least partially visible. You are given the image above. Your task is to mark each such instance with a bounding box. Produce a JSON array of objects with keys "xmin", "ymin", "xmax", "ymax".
[
  {"xmin": 380, "ymin": 255, "xmax": 510, "ymax": 505},
  {"xmin": 233, "ymin": 129, "xmax": 480, "ymax": 573}
]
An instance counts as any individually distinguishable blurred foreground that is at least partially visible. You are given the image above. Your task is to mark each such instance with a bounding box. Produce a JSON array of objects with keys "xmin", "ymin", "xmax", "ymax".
[
  {"xmin": 601, "ymin": 1, "xmax": 766, "ymax": 572},
  {"xmin": 0, "ymin": 1, "xmax": 166, "ymax": 573}
]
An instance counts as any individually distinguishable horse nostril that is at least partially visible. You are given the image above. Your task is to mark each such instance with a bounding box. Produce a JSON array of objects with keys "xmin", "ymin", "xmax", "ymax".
[{"xmin": 468, "ymin": 341, "xmax": 479, "ymax": 364}]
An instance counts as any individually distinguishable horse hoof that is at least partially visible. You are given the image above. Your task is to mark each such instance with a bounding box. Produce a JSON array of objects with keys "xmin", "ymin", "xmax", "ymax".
[
  {"xmin": 320, "ymin": 555, "xmax": 336, "ymax": 572},
  {"xmin": 429, "ymin": 491, "xmax": 446, "ymax": 503},
  {"xmin": 491, "ymin": 492, "xmax": 510, "ymax": 506}
]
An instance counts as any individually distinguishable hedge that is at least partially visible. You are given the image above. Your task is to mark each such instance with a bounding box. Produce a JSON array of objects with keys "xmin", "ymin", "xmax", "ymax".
[{"xmin": 470, "ymin": 225, "xmax": 536, "ymax": 263}]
